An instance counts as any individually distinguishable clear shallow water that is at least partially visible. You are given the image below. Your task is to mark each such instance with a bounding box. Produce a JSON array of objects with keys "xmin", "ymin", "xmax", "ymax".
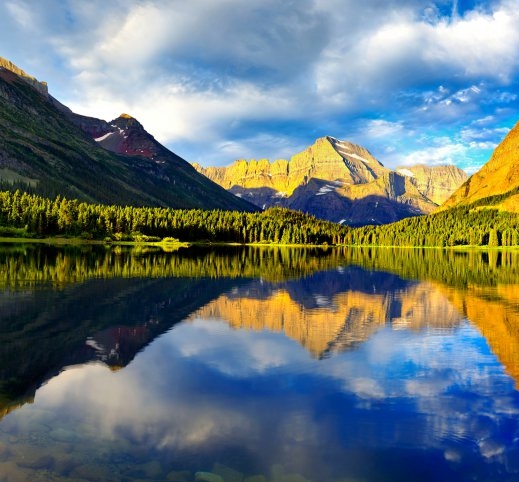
[{"xmin": 0, "ymin": 246, "xmax": 519, "ymax": 482}]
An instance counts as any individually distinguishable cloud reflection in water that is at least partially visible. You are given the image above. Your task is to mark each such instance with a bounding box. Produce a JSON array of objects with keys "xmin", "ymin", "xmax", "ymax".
[{"xmin": 3, "ymin": 268, "xmax": 519, "ymax": 482}]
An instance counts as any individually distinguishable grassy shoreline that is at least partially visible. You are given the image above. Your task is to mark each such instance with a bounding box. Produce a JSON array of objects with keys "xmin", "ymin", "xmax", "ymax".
[{"xmin": 0, "ymin": 235, "xmax": 518, "ymax": 252}]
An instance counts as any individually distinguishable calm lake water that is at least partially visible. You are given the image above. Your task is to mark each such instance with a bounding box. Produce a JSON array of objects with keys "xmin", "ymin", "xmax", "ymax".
[{"xmin": 0, "ymin": 245, "xmax": 519, "ymax": 482}]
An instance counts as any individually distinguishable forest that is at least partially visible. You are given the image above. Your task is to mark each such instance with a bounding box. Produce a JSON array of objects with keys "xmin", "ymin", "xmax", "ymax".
[
  {"xmin": 346, "ymin": 204, "xmax": 519, "ymax": 247},
  {"xmin": 0, "ymin": 189, "xmax": 518, "ymax": 247},
  {"xmin": 0, "ymin": 190, "xmax": 347, "ymax": 245}
]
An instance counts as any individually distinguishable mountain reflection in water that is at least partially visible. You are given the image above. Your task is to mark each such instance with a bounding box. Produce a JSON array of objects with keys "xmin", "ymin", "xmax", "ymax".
[
  {"xmin": 0, "ymin": 245, "xmax": 518, "ymax": 482},
  {"xmin": 191, "ymin": 268, "xmax": 464, "ymax": 358}
]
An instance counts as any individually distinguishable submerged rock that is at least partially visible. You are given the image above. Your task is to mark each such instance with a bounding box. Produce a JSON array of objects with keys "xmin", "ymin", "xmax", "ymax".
[
  {"xmin": 244, "ymin": 476, "xmax": 268, "ymax": 482},
  {"xmin": 213, "ymin": 462, "xmax": 244, "ymax": 482},
  {"xmin": 195, "ymin": 471, "xmax": 225, "ymax": 482}
]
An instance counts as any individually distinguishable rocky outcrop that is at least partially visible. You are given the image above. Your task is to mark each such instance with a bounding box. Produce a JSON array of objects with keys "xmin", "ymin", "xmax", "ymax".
[
  {"xmin": 195, "ymin": 137, "xmax": 387, "ymax": 198},
  {"xmin": 0, "ymin": 57, "xmax": 48, "ymax": 97},
  {"xmin": 440, "ymin": 120, "xmax": 519, "ymax": 211}
]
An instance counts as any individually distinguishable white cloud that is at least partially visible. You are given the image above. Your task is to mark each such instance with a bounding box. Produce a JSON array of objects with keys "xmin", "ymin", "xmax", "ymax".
[
  {"xmin": 430, "ymin": 6, "xmax": 519, "ymax": 81},
  {"xmin": 1, "ymin": 0, "xmax": 518, "ymax": 167},
  {"xmin": 212, "ymin": 134, "xmax": 303, "ymax": 165},
  {"xmin": 5, "ymin": 1, "xmax": 35, "ymax": 29},
  {"xmin": 398, "ymin": 141, "xmax": 468, "ymax": 166},
  {"xmin": 364, "ymin": 120, "xmax": 405, "ymax": 138},
  {"xmin": 461, "ymin": 124, "xmax": 511, "ymax": 142}
]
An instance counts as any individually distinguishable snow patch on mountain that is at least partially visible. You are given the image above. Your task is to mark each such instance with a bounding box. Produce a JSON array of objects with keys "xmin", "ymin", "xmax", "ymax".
[
  {"xmin": 94, "ymin": 132, "xmax": 114, "ymax": 142},
  {"xmin": 344, "ymin": 152, "xmax": 371, "ymax": 164},
  {"xmin": 398, "ymin": 168, "xmax": 415, "ymax": 177},
  {"xmin": 274, "ymin": 191, "xmax": 287, "ymax": 198},
  {"xmin": 316, "ymin": 184, "xmax": 335, "ymax": 196}
]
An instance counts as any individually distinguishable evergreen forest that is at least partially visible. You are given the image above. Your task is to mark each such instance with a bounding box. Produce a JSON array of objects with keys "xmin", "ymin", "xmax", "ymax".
[{"xmin": 0, "ymin": 189, "xmax": 518, "ymax": 247}]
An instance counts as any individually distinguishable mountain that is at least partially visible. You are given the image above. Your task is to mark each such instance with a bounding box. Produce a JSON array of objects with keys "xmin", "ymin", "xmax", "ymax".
[
  {"xmin": 396, "ymin": 164, "xmax": 469, "ymax": 205},
  {"xmin": 0, "ymin": 57, "xmax": 256, "ymax": 211},
  {"xmin": 194, "ymin": 136, "xmax": 467, "ymax": 225},
  {"xmin": 440, "ymin": 120, "xmax": 519, "ymax": 212}
]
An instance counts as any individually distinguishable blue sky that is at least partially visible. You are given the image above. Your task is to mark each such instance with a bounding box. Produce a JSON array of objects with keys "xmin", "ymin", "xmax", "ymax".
[{"xmin": 1, "ymin": 0, "xmax": 518, "ymax": 173}]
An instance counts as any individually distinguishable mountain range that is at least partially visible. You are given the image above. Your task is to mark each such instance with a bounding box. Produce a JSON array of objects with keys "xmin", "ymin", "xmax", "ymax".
[
  {"xmin": 0, "ymin": 56, "xmax": 256, "ymax": 211},
  {"xmin": 3, "ymin": 55, "xmax": 519, "ymax": 227},
  {"xmin": 194, "ymin": 136, "xmax": 468, "ymax": 225}
]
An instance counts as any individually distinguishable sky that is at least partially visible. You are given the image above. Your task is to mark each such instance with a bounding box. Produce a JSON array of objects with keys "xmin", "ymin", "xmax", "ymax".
[{"xmin": 1, "ymin": 0, "xmax": 519, "ymax": 173}]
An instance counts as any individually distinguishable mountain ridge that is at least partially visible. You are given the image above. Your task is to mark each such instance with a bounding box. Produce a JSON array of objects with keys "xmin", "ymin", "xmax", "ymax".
[
  {"xmin": 0, "ymin": 56, "xmax": 257, "ymax": 211},
  {"xmin": 195, "ymin": 137, "xmax": 467, "ymax": 225},
  {"xmin": 0, "ymin": 57, "xmax": 48, "ymax": 96},
  {"xmin": 440, "ymin": 120, "xmax": 519, "ymax": 212}
]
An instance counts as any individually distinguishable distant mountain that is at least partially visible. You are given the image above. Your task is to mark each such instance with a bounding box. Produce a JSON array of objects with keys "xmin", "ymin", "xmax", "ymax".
[
  {"xmin": 441, "ymin": 120, "xmax": 519, "ymax": 212},
  {"xmin": 194, "ymin": 136, "xmax": 467, "ymax": 225},
  {"xmin": 0, "ymin": 57, "xmax": 256, "ymax": 211},
  {"xmin": 396, "ymin": 164, "xmax": 468, "ymax": 205}
]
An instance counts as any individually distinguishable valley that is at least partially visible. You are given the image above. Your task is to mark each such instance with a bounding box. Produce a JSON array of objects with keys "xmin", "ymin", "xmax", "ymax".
[{"xmin": 0, "ymin": 56, "xmax": 519, "ymax": 248}]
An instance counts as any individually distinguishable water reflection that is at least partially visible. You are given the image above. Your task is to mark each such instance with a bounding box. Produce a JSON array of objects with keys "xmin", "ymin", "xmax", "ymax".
[
  {"xmin": 191, "ymin": 268, "xmax": 464, "ymax": 358},
  {"xmin": 0, "ymin": 245, "xmax": 518, "ymax": 481}
]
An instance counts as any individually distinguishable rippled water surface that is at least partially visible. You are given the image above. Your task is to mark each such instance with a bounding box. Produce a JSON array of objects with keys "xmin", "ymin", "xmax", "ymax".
[{"xmin": 0, "ymin": 245, "xmax": 519, "ymax": 482}]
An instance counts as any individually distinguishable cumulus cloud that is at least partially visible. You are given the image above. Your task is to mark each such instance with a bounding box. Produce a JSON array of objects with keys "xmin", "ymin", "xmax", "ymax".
[
  {"xmin": 1, "ymin": 0, "xmax": 518, "ymax": 168},
  {"xmin": 397, "ymin": 141, "xmax": 469, "ymax": 166},
  {"xmin": 364, "ymin": 120, "xmax": 406, "ymax": 138}
]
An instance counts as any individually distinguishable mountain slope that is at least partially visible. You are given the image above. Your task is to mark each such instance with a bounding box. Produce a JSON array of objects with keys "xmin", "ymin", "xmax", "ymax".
[
  {"xmin": 397, "ymin": 164, "xmax": 468, "ymax": 205},
  {"xmin": 195, "ymin": 137, "xmax": 466, "ymax": 225},
  {"xmin": 440, "ymin": 120, "xmax": 519, "ymax": 212},
  {"xmin": 0, "ymin": 57, "xmax": 256, "ymax": 211}
]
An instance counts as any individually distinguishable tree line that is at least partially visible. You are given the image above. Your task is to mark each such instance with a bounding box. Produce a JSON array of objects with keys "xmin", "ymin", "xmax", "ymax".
[
  {"xmin": 0, "ymin": 190, "xmax": 348, "ymax": 245},
  {"xmin": 0, "ymin": 244, "xmax": 347, "ymax": 287},
  {"xmin": 0, "ymin": 189, "xmax": 518, "ymax": 247},
  {"xmin": 345, "ymin": 205, "xmax": 519, "ymax": 247}
]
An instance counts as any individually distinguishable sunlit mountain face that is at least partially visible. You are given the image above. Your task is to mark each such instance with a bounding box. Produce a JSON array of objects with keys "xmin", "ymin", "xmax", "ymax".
[{"xmin": 194, "ymin": 136, "xmax": 468, "ymax": 225}]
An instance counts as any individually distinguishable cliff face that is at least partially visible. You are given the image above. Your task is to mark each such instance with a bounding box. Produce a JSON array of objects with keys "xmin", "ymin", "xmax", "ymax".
[
  {"xmin": 440, "ymin": 120, "xmax": 519, "ymax": 211},
  {"xmin": 194, "ymin": 136, "xmax": 387, "ymax": 198},
  {"xmin": 195, "ymin": 137, "xmax": 465, "ymax": 225}
]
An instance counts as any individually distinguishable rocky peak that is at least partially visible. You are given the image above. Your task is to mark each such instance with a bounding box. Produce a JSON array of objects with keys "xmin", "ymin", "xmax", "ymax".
[
  {"xmin": 194, "ymin": 136, "xmax": 390, "ymax": 198},
  {"xmin": 67, "ymin": 112, "xmax": 159, "ymax": 159},
  {"xmin": 194, "ymin": 135, "xmax": 468, "ymax": 224},
  {"xmin": 326, "ymin": 136, "xmax": 388, "ymax": 180},
  {"xmin": 287, "ymin": 136, "xmax": 389, "ymax": 186},
  {"xmin": 0, "ymin": 57, "xmax": 48, "ymax": 97},
  {"xmin": 112, "ymin": 113, "xmax": 142, "ymax": 129}
]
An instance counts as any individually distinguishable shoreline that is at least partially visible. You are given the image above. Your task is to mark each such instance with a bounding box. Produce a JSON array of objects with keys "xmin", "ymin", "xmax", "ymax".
[{"xmin": 0, "ymin": 236, "xmax": 517, "ymax": 251}]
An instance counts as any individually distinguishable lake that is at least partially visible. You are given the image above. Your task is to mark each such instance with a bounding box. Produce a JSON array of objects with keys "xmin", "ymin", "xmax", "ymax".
[{"xmin": 0, "ymin": 245, "xmax": 518, "ymax": 482}]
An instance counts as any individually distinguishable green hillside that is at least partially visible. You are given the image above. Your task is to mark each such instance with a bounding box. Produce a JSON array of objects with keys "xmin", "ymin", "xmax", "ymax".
[{"xmin": 0, "ymin": 62, "xmax": 256, "ymax": 211}]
